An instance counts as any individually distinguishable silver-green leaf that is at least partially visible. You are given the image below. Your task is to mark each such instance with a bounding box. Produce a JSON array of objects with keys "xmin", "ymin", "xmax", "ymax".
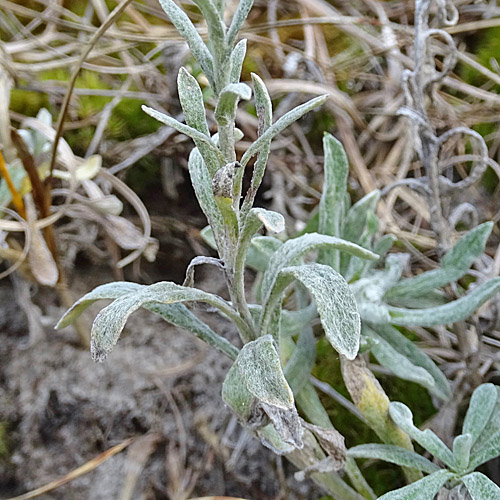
[
  {"xmin": 385, "ymin": 222, "xmax": 493, "ymax": 300},
  {"xmin": 348, "ymin": 444, "xmax": 440, "ymax": 474},
  {"xmin": 389, "ymin": 402, "xmax": 456, "ymax": 468},
  {"xmin": 377, "ymin": 470, "xmax": 455, "ymax": 500},
  {"xmin": 388, "ymin": 278, "xmax": 500, "ymax": 327},
  {"xmin": 262, "ymin": 264, "xmax": 360, "ymax": 359},
  {"xmin": 462, "ymin": 472, "xmax": 500, "ymax": 500}
]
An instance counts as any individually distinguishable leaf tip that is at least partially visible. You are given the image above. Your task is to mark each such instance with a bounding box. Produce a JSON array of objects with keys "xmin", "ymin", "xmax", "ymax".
[{"xmin": 90, "ymin": 337, "xmax": 109, "ymax": 363}]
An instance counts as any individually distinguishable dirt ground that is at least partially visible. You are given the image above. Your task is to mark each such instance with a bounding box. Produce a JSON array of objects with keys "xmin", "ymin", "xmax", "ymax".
[{"xmin": 0, "ymin": 263, "xmax": 323, "ymax": 500}]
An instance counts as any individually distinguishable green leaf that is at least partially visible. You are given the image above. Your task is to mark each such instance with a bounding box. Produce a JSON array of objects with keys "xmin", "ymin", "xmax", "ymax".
[
  {"xmin": 215, "ymin": 83, "xmax": 252, "ymax": 126},
  {"xmin": 262, "ymin": 264, "xmax": 360, "ymax": 359},
  {"xmin": 190, "ymin": 0, "xmax": 226, "ymax": 60},
  {"xmin": 471, "ymin": 385, "xmax": 500, "ymax": 454},
  {"xmin": 56, "ymin": 282, "xmax": 239, "ymax": 360},
  {"xmin": 340, "ymin": 190, "xmax": 380, "ymax": 274},
  {"xmin": 177, "ymin": 68, "xmax": 221, "ymax": 176},
  {"xmin": 282, "ymin": 325, "xmax": 316, "ymax": 394},
  {"xmin": 233, "ymin": 334, "xmax": 294, "ymax": 409},
  {"xmin": 364, "ymin": 329, "xmax": 437, "ymax": 395},
  {"xmin": 222, "ymin": 360, "xmax": 254, "ymax": 419},
  {"xmin": 89, "ymin": 281, "xmax": 248, "ymax": 362},
  {"xmin": 240, "ymin": 95, "xmax": 328, "ymax": 167},
  {"xmin": 200, "ymin": 225, "xmax": 217, "ymax": 249},
  {"xmin": 142, "ymin": 105, "xmax": 224, "ymax": 164},
  {"xmin": 462, "ymin": 472, "xmax": 500, "ymax": 500},
  {"xmin": 389, "ymin": 402, "xmax": 456, "ymax": 468},
  {"xmin": 385, "ymin": 222, "xmax": 493, "ymax": 299},
  {"xmin": 377, "ymin": 470, "xmax": 454, "ymax": 500},
  {"xmin": 365, "ymin": 324, "xmax": 452, "ymax": 401},
  {"xmin": 235, "ymin": 208, "xmax": 285, "ymax": 289},
  {"xmin": 348, "ymin": 444, "xmax": 440, "ymax": 474},
  {"xmin": 158, "ymin": 0, "xmax": 215, "ymax": 87},
  {"xmin": 245, "ymin": 235, "xmax": 283, "ymax": 272},
  {"xmin": 188, "ymin": 148, "xmax": 224, "ymax": 245},
  {"xmin": 468, "ymin": 429, "xmax": 500, "ymax": 470},
  {"xmin": 260, "ymin": 232, "xmax": 378, "ymax": 313},
  {"xmin": 318, "ymin": 133, "xmax": 348, "ymax": 269},
  {"xmin": 226, "ymin": 0, "xmax": 254, "ymax": 49},
  {"xmin": 452, "ymin": 433, "xmax": 472, "ymax": 472},
  {"xmin": 388, "ymin": 278, "xmax": 500, "ymax": 327},
  {"xmin": 463, "ymin": 384, "xmax": 498, "ymax": 447},
  {"xmin": 241, "ymin": 73, "xmax": 273, "ymax": 216},
  {"xmin": 229, "ymin": 39, "xmax": 247, "ymax": 83},
  {"xmin": 56, "ymin": 282, "xmax": 143, "ymax": 329}
]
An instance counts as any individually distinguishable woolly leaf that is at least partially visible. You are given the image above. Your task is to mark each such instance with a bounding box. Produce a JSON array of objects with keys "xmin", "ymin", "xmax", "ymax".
[
  {"xmin": 56, "ymin": 282, "xmax": 238, "ymax": 360},
  {"xmin": 158, "ymin": 0, "xmax": 215, "ymax": 87},
  {"xmin": 368, "ymin": 324, "xmax": 451, "ymax": 401},
  {"xmin": 318, "ymin": 133, "xmax": 348, "ymax": 269},
  {"xmin": 348, "ymin": 444, "xmax": 440, "ymax": 474},
  {"xmin": 462, "ymin": 472, "xmax": 500, "ymax": 500},
  {"xmin": 463, "ymin": 384, "xmax": 498, "ymax": 447},
  {"xmin": 241, "ymin": 95, "xmax": 328, "ymax": 167},
  {"xmin": 388, "ymin": 278, "xmax": 500, "ymax": 327},
  {"xmin": 386, "ymin": 222, "xmax": 493, "ymax": 299},
  {"xmin": 389, "ymin": 402, "xmax": 456, "ymax": 468},
  {"xmin": 215, "ymin": 83, "xmax": 252, "ymax": 126},
  {"xmin": 229, "ymin": 39, "xmax": 247, "ymax": 83},
  {"xmin": 377, "ymin": 470, "xmax": 454, "ymax": 500},
  {"xmin": 262, "ymin": 264, "xmax": 360, "ymax": 359},
  {"xmin": 234, "ymin": 334, "xmax": 294, "ymax": 409},
  {"xmin": 89, "ymin": 281, "xmax": 246, "ymax": 362},
  {"xmin": 260, "ymin": 232, "xmax": 378, "ymax": 313}
]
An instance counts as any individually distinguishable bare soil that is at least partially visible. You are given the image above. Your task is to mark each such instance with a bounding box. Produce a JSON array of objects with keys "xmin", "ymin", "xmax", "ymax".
[{"xmin": 0, "ymin": 265, "xmax": 321, "ymax": 500}]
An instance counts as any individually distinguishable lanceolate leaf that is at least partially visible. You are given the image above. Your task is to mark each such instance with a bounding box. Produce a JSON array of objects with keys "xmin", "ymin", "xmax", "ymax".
[
  {"xmin": 188, "ymin": 148, "xmax": 224, "ymax": 245},
  {"xmin": 463, "ymin": 384, "xmax": 498, "ymax": 447},
  {"xmin": 452, "ymin": 433, "xmax": 472, "ymax": 472},
  {"xmin": 389, "ymin": 402, "xmax": 456, "ymax": 468},
  {"xmin": 364, "ymin": 329, "xmax": 436, "ymax": 395},
  {"xmin": 142, "ymin": 105, "xmax": 224, "ymax": 164},
  {"xmin": 56, "ymin": 282, "xmax": 143, "ymax": 329},
  {"xmin": 177, "ymin": 69, "xmax": 209, "ymax": 135},
  {"xmin": 366, "ymin": 324, "xmax": 452, "ymax": 401},
  {"xmin": 388, "ymin": 278, "xmax": 500, "ymax": 327},
  {"xmin": 89, "ymin": 281, "xmax": 249, "ymax": 361},
  {"xmin": 158, "ymin": 0, "xmax": 215, "ymax": 87},
  {"xmin": 229, "ymin": 38, "xmax": 247, "ymax": 83},
  {"xmin": 177, "ymin": 68, "xmax": 220, "ymax": 175},
  {"xmin": 56, "ymin": 282, "xmax": 239, "ymax": 360},
  {"xmin": 190, "ymin": 0, "xmax": 225, "ymax": 60},
  {"xmin": 385, "ymin": 222, "xmax": 493, "ymax": 299},
  {"xmin": 318, "ymin": 133, "xmax": 348, "ymax": 269},
  {"xmin": 236, "ymin": 208, "xmax": 285, "ymax": 282},
  {"xmin": 348, "ymin": 444, "xmax": 440, "ymax": 474},
  {"xmin": 462, "ymin": 472, "xmax": 500, "ymax": 500},
  {"xmin": 226, "ymin": 0, "xmax": 254, "ymax": 49},
  {"xmin": 377, "ymin": 470, "xmax": 454, "ymax": 500},
  {"xmin": 262, "ymin": 264, "xmax": 360, "ymax": 359},
  {"xmin": 240, "ymin": 95, "xmax": 329, "ymax": 167},
  {"xmin": 241, "ymin": 73, "xmax": 273, "ymax": 216},
  {"xmin": 260, "ymin": 232, "xmax": 378, "ymax": 312}
]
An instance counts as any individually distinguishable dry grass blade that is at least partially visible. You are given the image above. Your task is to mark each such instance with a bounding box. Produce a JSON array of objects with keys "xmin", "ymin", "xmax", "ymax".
[
  {"xmin": 6, "ymin": 438, "xmax": 134, "ymax": 500},
  {"xmin": 48, "ymin": 0, "xmax": 134, "ymax": 179}
]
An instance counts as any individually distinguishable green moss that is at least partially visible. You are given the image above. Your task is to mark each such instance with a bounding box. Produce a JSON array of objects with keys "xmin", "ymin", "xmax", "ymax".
[
  {"xmin": 458, "ymin": 27, "xmax": 500, "ymax": 93},
  {"xmin": 10, "ymin": 89, "xmax": 50, "ymax": 118}
]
